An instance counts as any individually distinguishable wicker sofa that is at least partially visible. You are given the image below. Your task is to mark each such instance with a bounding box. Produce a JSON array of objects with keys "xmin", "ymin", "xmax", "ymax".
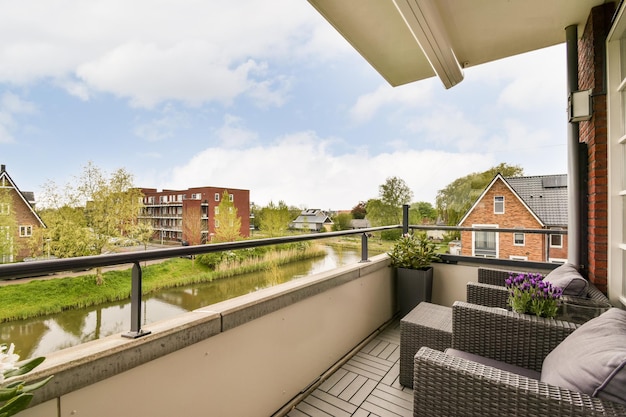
[
  {"xmin": 412, "ymin": 302, "xmax": 626, "ymax": 416},
  {"xmin": 467, "ymin": 266, "xmax": 612, "ymax": 317}
]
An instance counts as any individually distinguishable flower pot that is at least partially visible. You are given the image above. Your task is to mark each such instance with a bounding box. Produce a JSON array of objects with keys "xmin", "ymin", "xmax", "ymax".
[{"xmin": 396, "ymin": 267, "xmax": 433, "ymax": 317}]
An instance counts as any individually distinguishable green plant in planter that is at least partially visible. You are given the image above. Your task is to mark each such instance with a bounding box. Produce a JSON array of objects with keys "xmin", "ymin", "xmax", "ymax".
[
  {"xmin": 0, "ymin": 343, "xmax": 53, "ymax": 416},
  {"xmin": 388, "ymin": 233, "xmax": 440, "ymax": 270}
]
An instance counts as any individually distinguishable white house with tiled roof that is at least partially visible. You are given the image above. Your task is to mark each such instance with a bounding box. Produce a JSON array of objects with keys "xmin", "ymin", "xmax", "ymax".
[
  {"xmin": 290, "ymin": 209, "xmax": 333, "ymax": 232},
  {"xmin": 458, "ymin": 173, "xmax": 568, "ymax": 263},
  {"xmin": 0, "ymin": 164, "xmax": 46, "ymax": 262}
]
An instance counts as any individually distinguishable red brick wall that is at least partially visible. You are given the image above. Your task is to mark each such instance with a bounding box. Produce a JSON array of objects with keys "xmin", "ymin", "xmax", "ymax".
[
  {"xmin": 578, "ymin": 3, "xmax": 614, "ymax": 292},
  {"xmin": 459, "ymin": 179, "xmax": 557, "ymax": 261},
  {"xmin": 9, "ymin": 188, "xmax": 43, "ymax": 260},
  {"xmin": 141, "ymin": 186, "xmax": 250, "ymax": 243}
]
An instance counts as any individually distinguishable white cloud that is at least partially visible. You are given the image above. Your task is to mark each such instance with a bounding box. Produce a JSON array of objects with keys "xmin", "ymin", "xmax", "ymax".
[
  {"xmin": 486, "ymin": 118, "xmax": 567, "ymax": 175},
  {"xmin": 405, "ymin": 104, "xmax": 486, "ymax": 152},
  {"xmin": 0, "ymin": 124, "xmax": 14, "ymax": 144},
  {"xmin": 0, "ymin": 92, "xmax": 36, "ymax": 144},
  {"xmin": 0, "ymin": 0, "xmax": 339, "ymax": 108},
  {"xmin": 2, "ymin": 92, "xmax": 35, "ymax": 114},
  {"xmin": 162, "ymin": 132, "xmax": 495, "ymax": 209},
  {"xmin": 133, "ymin": 104, "xmax": 190, "ymax": 142},
  {"xmin": 469, "ymin": 44, "xmax": 566, "ymax": 111},
  {"xmin": 349, "ymin": 82, "xmax": 434, "ymax": 123},
  {"xmin": 215, "ymin": 114, "xmax": 258, "ymax": 148}
]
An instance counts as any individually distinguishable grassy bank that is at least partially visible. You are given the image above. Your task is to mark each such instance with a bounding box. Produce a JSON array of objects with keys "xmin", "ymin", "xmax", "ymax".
[{"xmin": 0, "ymin": 244, "xmax": 327, "ymax": 323}]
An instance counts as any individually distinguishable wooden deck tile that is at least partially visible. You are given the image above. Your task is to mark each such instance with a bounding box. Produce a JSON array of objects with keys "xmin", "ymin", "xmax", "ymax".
[{"xmin": 287, "ymin": 320, "xmax": 412, "ymax": 417}]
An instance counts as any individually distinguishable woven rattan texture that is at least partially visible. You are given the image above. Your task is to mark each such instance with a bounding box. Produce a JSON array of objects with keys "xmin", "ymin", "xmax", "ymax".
[
  {"xmin": 466, "ymin": 282, "xmax": 509, "ymax": 308},
  {"xmin": 413, "ymin": 347, "xmax": 626, "ymax": 416},
  {"xmin": 451, "ymin": 302, "xmax": 578, "ymax": 372},
  {"xmin": 474, "ymin": 267, "xmax": 611, "ymax": 313},
  {"xmin": 399, "ymin": 302, "xmax": 452, "ymax": 388}
]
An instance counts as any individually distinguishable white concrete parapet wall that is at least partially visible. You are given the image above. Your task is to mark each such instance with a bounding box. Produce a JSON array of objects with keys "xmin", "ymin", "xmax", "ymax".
[{"xmin": 21, "ymin": 254, "xmax": 395, "ymax": 417}]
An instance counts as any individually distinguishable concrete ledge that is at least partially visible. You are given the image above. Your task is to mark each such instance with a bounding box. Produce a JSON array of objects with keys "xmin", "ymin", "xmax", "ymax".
[
  {"xmin": 28, "ymin": 309, "xmax": 222, "ymax": 407},
  {"xmin": 25, "ymin": 254, "xmax": 391, "ymax": 409}
]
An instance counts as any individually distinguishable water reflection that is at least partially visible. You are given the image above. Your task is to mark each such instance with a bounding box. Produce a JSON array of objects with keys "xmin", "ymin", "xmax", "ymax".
[{"xmin": 1, "ymin": 246, "xmax": 363, "ymax": 357}]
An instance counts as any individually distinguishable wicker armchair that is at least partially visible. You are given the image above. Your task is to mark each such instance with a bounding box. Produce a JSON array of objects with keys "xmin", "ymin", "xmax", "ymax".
[
  {"xmin": 413, "ymin": 302, "xmax": 626, "ymax": 416},
  {"xmin": 467, "ymin": 267, "xmax": 611, "ymax": 312}
]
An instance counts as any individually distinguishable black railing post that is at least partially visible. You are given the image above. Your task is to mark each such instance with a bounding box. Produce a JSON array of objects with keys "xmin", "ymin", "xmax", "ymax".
[
  {"xmin": 402, "ymin": 204, "xmax": 409, "ymax": 235},
  {"xmin": 123, "ymin": 262, "xmax": 151, "ymax": 339},
  {"xmin": 360, "ymin": 233, "xmax": 371, "ymax": 263}
]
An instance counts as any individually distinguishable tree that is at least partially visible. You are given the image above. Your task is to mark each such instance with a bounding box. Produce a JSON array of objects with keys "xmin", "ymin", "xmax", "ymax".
[
  {"xmin": 39, "ymin": 162, "xmax": 144, "ymax": 284},
  {"xmin": 133, "ymin": 221, "xmax": 154, "ymax": 250},
  {"xmin": 80, "ymin": 164, "xmax": 143, "ymax": 258},
  {"xmin": 39, "ymin": 206, "xmax": 92, "ymax": 258},
  {"xmin": 258, "ymin": 201, "xmax": 292, "ymax": 237},
  {"xmin": 332, "ymin": 212, "xmax": 353, "ymax": 231},
  {"xmin": 436, "ymin": 163, "xmax": 523, "ymax": 226},
  {"xmin": 366, "ymin": 177, "xmax": 414, "ymax": 239},
  {"xmin": 412, "ymin": 201, "xmax": 437, "ymax": 223},
  {"xmin": 380, "ymin": 177, "xmax": 413, "ymax": 215},
  {"xmin": 213, "ymin": 190, "xmax": 242, "ymax": 242},
  {"xmin": 182, "ymin": 204, "xmax": 205, "ymax": 245},
  {"xmin": 351, "ymin": 202, "xmax": 366, "ymax": 219},
  {"xmin": 0, "ymin": 188, "xmax": 18, "ymax": 263}
]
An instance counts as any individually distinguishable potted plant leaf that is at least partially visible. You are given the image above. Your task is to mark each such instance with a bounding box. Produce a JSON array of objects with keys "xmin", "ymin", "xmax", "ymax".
[{"xmin": 388, "ymin": 232, "xmax": 440, "ymax": 317}]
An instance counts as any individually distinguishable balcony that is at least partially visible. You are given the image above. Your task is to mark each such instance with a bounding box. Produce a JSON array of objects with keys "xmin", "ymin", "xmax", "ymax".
[{"xmin": 0, "ymin": 224, "xmax": 572, "ymax": 417}]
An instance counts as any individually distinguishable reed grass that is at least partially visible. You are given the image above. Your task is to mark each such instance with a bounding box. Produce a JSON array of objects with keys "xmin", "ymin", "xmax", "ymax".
[{"xmin": 0, "ymin": 244, "xmax": 328, "ymax": 323}]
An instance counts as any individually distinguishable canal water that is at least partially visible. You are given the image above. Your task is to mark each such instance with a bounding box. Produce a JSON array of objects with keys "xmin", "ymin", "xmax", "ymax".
[{"xmin": 0, "ymin": 246, "xmax": 366, "ymax": 358}]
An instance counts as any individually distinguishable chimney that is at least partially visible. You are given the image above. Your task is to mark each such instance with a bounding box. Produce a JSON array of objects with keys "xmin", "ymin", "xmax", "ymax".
[{"xmin": 0, "ymin": 165, "xmax": 5, "ymax": 172}]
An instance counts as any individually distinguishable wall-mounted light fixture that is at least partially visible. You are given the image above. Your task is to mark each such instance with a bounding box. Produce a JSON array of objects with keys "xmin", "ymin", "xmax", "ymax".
[
  {"xmin": 392, "ymin": 0, "xmax": 464, "ymax": 89},
  {"xmin": 569, "ymin": 89, "xmax": 592, "ymax": 122}
]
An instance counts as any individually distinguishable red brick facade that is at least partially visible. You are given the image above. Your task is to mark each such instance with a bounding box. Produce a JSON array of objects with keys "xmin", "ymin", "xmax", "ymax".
[
  {"xmin": 140, "ymin": 186, "xmax": 250, "ymax": 244},
  {"xmin": 578, "ymin": 3, "xmax": 615, "ymax": 292},
  {"xmin": 0, "ymin": 166, "xmax": 45, "ymax": 262},
  {"xmin": 459, "ymin": 178, "xmax": 567, "ymax": 262}
]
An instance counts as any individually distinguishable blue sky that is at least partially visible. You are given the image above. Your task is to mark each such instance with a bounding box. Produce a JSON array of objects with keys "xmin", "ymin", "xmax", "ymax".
[{"xmin": 0, "ymin": 0, "xmax": 568, "ymax": 211}]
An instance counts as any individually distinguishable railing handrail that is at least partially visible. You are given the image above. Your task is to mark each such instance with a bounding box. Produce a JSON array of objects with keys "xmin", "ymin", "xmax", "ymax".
[
  {"xmin": 0, "ymin": 211, "xmax": 568, "ymax": 338},
  {"xmin": 0, "ymin": 224, "xmax": 567, "ymax": 279},
  {"xmin": 0, "ymin": 225, "xmax": 397, "ymax": 278}
]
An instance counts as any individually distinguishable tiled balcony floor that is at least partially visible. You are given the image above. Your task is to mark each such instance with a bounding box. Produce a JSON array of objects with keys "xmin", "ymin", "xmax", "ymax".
[{"xmin": 286, "ymin": 321, "xmax": 413, "ymax": 417}]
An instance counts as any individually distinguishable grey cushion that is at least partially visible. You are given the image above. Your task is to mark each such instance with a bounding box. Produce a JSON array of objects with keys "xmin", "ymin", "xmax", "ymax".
[
  {"xmin": 445, "ymin": 348, "xmax": 541, "ymax": 380},
  {"xmin": 543, "ymin": 263, "xmax": 588, "ymax": 297},
  {"xmin": 541, "ymin": 308, "xmax": 626, "ymax": 405}
]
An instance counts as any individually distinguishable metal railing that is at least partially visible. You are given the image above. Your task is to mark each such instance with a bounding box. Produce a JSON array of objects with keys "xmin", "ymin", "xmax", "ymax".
[{"xmin": 0, "ymin": 205, "xmax": 567, "ymax": 339}]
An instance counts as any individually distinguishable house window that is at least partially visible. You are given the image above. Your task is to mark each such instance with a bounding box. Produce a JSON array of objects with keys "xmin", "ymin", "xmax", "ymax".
[
  {"xmin": 472, "ymin": 225, "xmax": 498, "ymax": 258},
  {"xmin": 229, "ymin": 194, "xmax": 234, "ymax": 202},
  {"xmin": 19, "ymin": 226, "xmax": 32, "ymax": 237},
  {"xmin": 214, "ymin": 219, "xmax": 219, "ymax": 228},
  {"xmin": 513, "ymin": 232, "xmax": 525, "ymax": 246},
  {"xmin": 215, "ymin": 193, "xmax": 220, "ymax": 201},
  {"xmin": 494, "ymin": 196, "xmax": 504, "ymax": 214},
  {"xmin": 550, "ymin": 233, "xmax": 563, "ymax": 248}
]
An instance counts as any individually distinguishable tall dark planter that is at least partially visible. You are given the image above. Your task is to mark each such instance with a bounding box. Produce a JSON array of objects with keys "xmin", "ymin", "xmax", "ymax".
[{"xmin": 396, "ymin": 267, "xmax": 433, "ymax": 318}]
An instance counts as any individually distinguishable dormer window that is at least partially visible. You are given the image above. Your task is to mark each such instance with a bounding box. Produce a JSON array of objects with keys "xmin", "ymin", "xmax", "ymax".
[{"xmin": 494, "ymin": 196, "xmax": 504, "ymax": 214}]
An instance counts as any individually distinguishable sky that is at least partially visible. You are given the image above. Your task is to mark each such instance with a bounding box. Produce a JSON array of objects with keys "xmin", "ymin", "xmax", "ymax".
[{"xmin": 0, "ymin": 0, "xmax": 568, "ymax": 211}]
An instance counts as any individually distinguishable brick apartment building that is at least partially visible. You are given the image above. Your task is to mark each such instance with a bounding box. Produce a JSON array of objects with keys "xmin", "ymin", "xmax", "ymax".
[
  {"xmin": 139, "ymin": 186, "xmax": 250, "ymax": 244},
  {"xmin": 0, "ymin": 165, "xmax": 46, "ymax": 262},
  {"xmin": 458, "ymin": 174, "xmax": 568, "ymax": 263}
]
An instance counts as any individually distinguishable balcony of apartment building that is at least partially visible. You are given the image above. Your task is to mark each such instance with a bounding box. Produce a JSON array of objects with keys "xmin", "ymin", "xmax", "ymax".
[
  {"xmin": 1, "ymin": 214, "xmax": 622, "ymax": 417},
  {"xmin": 2, "ymin": 2, "xmax": 624, "ymax": 416}
]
